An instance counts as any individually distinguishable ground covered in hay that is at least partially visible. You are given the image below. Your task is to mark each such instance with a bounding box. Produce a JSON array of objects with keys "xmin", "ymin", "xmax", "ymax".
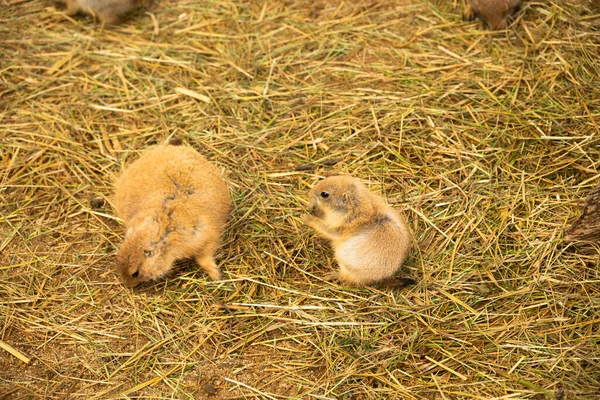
[{"xmin": 1, "ymin": 0, "xmax": 600, "ymax": 399}]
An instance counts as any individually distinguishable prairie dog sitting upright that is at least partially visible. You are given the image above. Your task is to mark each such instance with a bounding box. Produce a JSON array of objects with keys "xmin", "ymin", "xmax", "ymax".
[
  {"xmin": 302, "ymin": 175, "xmax": 414, "ymax": 288},
  {"xmin": 463, "ymin": 0, "xmax": 521, "ymax": 30},
  {"xmin": 114, "ymin": 139, "xmax": 231, "ymax": 288}
]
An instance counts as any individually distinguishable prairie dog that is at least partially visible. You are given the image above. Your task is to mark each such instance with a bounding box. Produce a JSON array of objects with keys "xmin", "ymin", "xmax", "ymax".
[
  {"xmin": 114, "ymin": 140, "xmax": 231, "ymax": 287},
  {"xmin": 463, "ymin": 0, "xmax": 521, "ymax": 30},
  {"xmin": 302, "ymin": 175, "xmax": 414, "ymax": 288},
  {"xmin": 60, "ymin": 0, "xmax": 140, "ymax": 24}
]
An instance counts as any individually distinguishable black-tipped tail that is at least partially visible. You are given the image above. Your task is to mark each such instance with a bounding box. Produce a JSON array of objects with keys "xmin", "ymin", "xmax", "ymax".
[
  {"xmin": 168, "ymin": 137, "xmax": 183, "ymax": 146},
  {"xmin": 375, "ymin": 277, "xmax": 416, "ymax": 289}
]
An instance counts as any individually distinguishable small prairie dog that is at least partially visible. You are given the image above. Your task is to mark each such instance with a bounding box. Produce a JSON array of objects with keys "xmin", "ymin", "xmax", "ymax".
[
  {"xmin": 302, "ymin": 175, "xmax": 414, "ymax": 288},
  {"xmin": 114, "ymin": 139, "xmax": 231, "ymax": 288},
  {"xmin": 463, "ymin": 0, "xmax": 521, "ymax": 30},
  {"xmin": 60, "ymin": 0, "xmax": 140, "ymax": 24}
]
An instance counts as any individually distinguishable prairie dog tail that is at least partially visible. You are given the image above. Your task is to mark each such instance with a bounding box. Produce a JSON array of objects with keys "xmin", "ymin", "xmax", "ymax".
[
  {"xmin": 374, "ymin": 277, "xmax": 416, "ymax": 289},
  {"xmin": 168, "ymin": 137, "xmax": 184, "ymax": 146}
]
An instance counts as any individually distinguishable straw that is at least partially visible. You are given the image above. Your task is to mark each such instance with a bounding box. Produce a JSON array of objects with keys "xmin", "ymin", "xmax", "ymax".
[{"xmin": 1, "ymin": 0, "xmax": 599, "ymax": 398}]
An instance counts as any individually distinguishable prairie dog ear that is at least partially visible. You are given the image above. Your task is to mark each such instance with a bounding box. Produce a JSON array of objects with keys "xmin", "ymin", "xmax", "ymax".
[
  {"xmin": 125, "ymin": 226, "xmax": 136, "ymax": 238},
  {"xmin": 342, "ymin": 183, "xmax": 358, "ymax": 204},
  {"xmin": 139, "ymin": 216, "xmax": 158, "ymax": 229},
  {"xmin": 125, "ymin": 216, "xmax": 156, "ymax": 237}
]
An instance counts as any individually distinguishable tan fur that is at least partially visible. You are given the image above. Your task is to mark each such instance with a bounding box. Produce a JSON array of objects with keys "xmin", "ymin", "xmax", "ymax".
[
  {"xmin": 62, "ymin": 0, "xmax": 140, "ymax": 24},
  {"xmin": 114, "ymin": 143, "xmax": 231, "ymax": 288},
  {"xmin": 463, "ymin": 0, "xmax": 521, "ymax": 30},
  {"xmin": 302, "ymin": 175, "xmax": 412, "ymax": 287}
]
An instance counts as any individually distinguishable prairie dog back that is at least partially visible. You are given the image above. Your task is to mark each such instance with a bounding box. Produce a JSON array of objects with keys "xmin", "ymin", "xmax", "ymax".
[
  {"xmin": 302, "ymin": 175, "xmax": 413, "ymax": 287},
  {"xmin": 114, "ymin": 143, "xmax": 231, "ymax": 287},
  {"xmin": 115, "ymin": 145, "xmax": 230, "ymax": 224}
]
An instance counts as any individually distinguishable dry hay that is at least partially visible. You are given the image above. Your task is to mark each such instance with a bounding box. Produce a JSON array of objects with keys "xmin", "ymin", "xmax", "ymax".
[{"xmin": 1, "ymin": 0, "xmax": 600, "ymax": 399}]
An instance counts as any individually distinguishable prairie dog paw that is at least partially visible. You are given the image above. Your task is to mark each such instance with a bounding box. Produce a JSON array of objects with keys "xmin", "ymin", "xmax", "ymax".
[
  {"xmin": 463, "ymin": 4, "xmax": 477, "ymax": 21},
  {"xmin": 323, "ymin": 271, "xmax": 339, "ymax": 282}
]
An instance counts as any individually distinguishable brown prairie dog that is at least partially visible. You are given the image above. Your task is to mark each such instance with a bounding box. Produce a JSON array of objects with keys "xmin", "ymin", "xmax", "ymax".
[
  {"xmin": 302, "ymin": 175, "xmax": 414, "ymax": 288},
  {"xmin": 463, "ymin": 0, "xmax": 521, "ymax": 30},
  {"xmin": 60, "ymin": 0, "xmax": 140, "ymax": 24},
  {"xmin": 114, "ymin": 140, "xmax": 231, "ymax": 288}
]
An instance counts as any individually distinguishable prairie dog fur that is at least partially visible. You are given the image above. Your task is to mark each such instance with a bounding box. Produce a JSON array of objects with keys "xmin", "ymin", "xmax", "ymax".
[
  {"xmin": 114, "ymin": 141, "xmax": 231, "ymax": 287},
  {"xmin": 302, "ymin": 175, "xmax": 413, "ymax": 287},
  {"xmin": 61, "ymin": 0, "xmax": 140, "ymax": 24},
  {"xmin": 463, "ymin": 0, "xmax": 521, "ymax": 30}
]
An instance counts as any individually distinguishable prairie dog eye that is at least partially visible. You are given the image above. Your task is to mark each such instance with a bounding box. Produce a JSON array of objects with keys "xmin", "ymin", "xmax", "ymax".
[
  {"xmin": 320, "ymin": 191, "xmax": 329, "ymax": 199},
  {"xmin": 144, "ymin": 250, "xmax": 154, "ymax": 257}
]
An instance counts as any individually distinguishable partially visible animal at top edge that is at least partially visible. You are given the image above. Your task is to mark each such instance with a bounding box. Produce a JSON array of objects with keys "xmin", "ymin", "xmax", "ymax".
[
  {"xmin": 463, "ymin": 0, "xmax": 521, "ymax": 30},
  {"xmin": 114, "ymin": 138, "xmax": 231, "ymax": 288},
  {"xmin": 57, "ymin": 0, "xmax": 141, "ymax": 25},
  {"xmin": 302, "ymin": 175, "xmax": 415, "ymax": 289}
]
